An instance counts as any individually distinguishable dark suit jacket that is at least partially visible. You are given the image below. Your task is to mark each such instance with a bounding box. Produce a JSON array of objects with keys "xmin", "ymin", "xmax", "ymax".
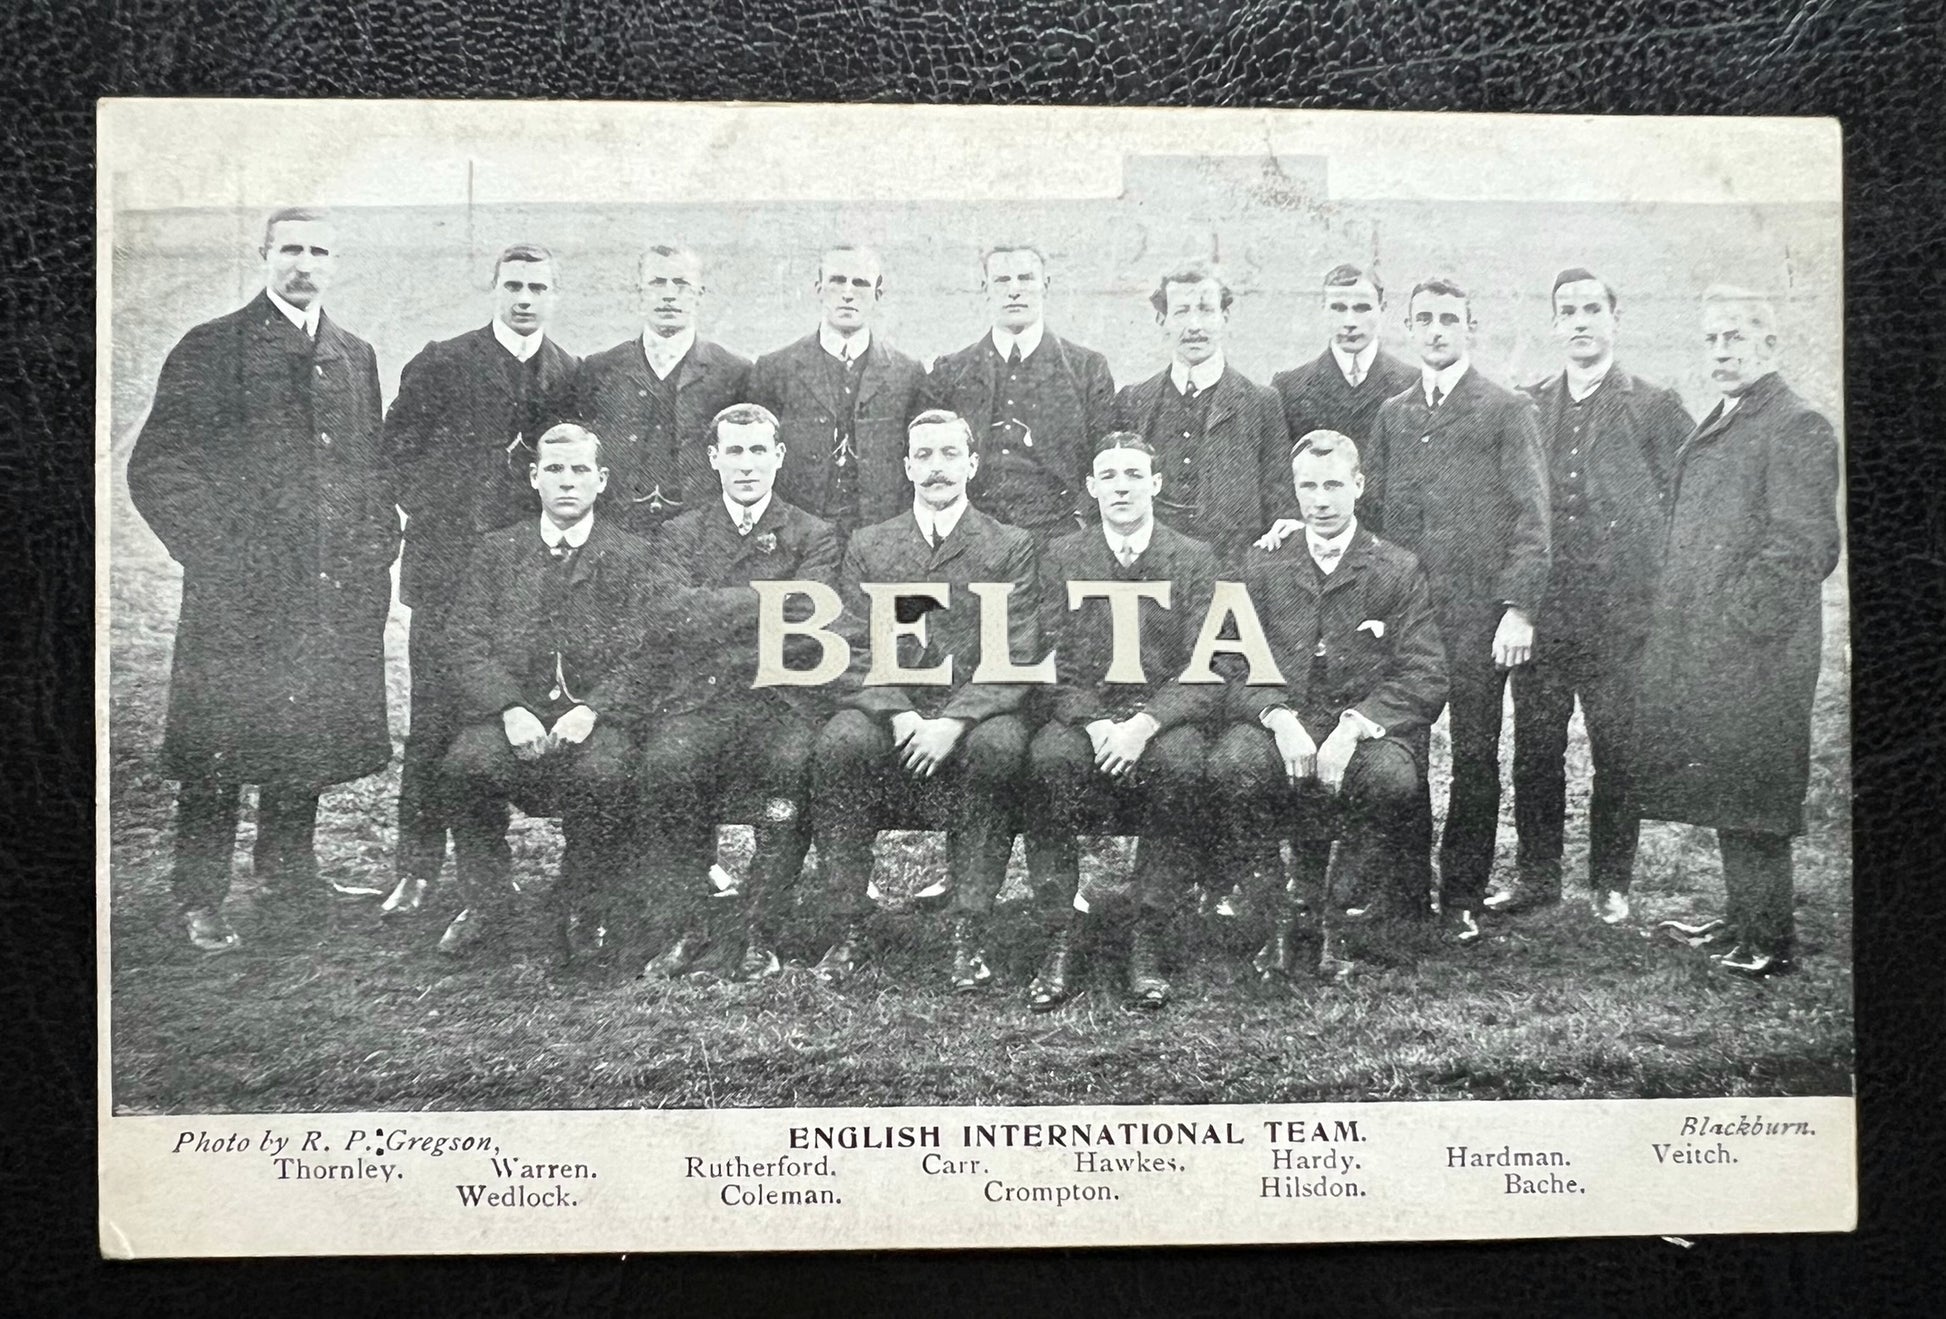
[
  {"xmin": 1110, "ymin": 364, "xmax": 1290, "ymax": 565},
  {"xmin": 1520, "ymin": 363, "xmax": 1691, "ymax": 638},
  {"xmin": 1367, "ymin": 366, "xmax": 1552, "ymax": 656},
  {"xmin": 747, "ymin": 331, "xmax": 926, "ymax": 526},
  {"xmin": 1269, "ymin": 346, "xmax": 1419, "ymax": 516},
  {"xmin": 835, "ymin": 504, "xmax": 1042, "ymax": 723},
  {"xmin": 919, "ymin": 330, "xmax": 1116, "ymax": 531},
  {"xmin": 640, "ymin": 496, "xmax": 843, "ymax": 718},
  {"xmin": 1039, "ymin": 521, "xmax": 1221, "ymax": 731},
  {"xmin": 448, "ymin": 517, "xmax": 658, "ymax": 729},
  {"xmin": 1231, "ymin": 526, "xmax": 1449, "ymax": 758},
  {"xmin": 384, "ymin": 324, "xmax": 581, "ymax": 609},
  {"xmin": 573, "ymin": 335, "xmax": 752, "ymax": 534},
  {"xmin": 126, "ymin": 292, "xmax": 394, "ymax": 785}
]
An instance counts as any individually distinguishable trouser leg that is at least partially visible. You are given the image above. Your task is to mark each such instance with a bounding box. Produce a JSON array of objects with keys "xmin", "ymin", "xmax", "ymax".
[
  {"xmin": 1025, "ymin": 723, "xmax": 1092, "ymax": 929},
  {"xmin": 557, "ymin": 724, "xmax": 639, "ymax": 925},
  {"xmin": 1129, "ymin": 726, "xmax": 1207, "ymax": 917},
  {"xmin": 443, "ymin": 724, "xmax": 519, "ymax": 913},
  {"xmin": 1719, "ymin": 828, "xmax": 1794, "ymax": 951},
  {"xmin": 637, "ymin": 712, "xmax": 729, "ymax": 934},
  {"xmin": 1205, "ymin": 724, "xmax": 1292, "ymax": 911},
  {"xmin": 396, "ymin": 606, "xmax": 463, "ymax": 885},
  {"xmin": 743, "ymin": 714, "xmax": 819, "ymax": 939},
  {"xmin": 1440, "ymin": 655, "xmax": 1509, "ymax": 911},
  {"xmin": 1580, "ymin": 632, "xmax": 1646, "ymax": 894},
  {"xmin": 171, "ymin": 778, "xmax": 241, "ymax": 912},
  {"xmin": 1340, "ymin": 740, "xmax": 1425, "ymax": 916},
  {"xmin": 945, "ymin": 714, "xmax": 1029, "ymax": 917},
  {"xmin": 1511, "ymin": 627, "xmax": 1577, "ymax": 878},
  {"xmin": 256, "ymin": 781, "xmax": 322, "ymax": 887},
  {"xmin": 812, "ymin": 709, "xmax": 890, "ymax": 922}
]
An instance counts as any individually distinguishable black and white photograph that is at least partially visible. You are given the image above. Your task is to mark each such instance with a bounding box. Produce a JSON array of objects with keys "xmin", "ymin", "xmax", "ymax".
[{"xmin": 97, "ymin": 102, "xmax": 1852, "ymax": 1254}]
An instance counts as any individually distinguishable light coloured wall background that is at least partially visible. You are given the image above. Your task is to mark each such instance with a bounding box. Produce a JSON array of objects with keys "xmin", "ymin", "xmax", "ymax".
[{"xmin": 106, "ymin": 153, "xmax": 1841, "ymax": 561}]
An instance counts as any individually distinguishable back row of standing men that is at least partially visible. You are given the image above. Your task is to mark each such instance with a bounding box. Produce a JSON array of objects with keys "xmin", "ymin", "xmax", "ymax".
[{"xmin": 128, "ymin": 207, "xmax": 1841, "ymax": 994}]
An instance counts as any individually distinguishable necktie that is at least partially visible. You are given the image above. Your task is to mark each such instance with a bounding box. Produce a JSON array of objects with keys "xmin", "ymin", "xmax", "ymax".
[
  {"xmin": 1183, "ymin": 381, "xmax": 1199, "ymax": 402},
  {"xmin": 737, "ymin": 506, "xmax": 755, "ymax": 536},
  {"xmin": 1007, "ymin": 344, "xmax": 1023, "ymax": 368},
  {"xmin": 1116, "ymin": 542, "xmax": 1138, "ymax": 568},
  {"xmin": 1347, "ymin": 359, "xmax": 1363, "ymax": 388},
  {"xmin": 548, "ymin": 542, "xmax": 575, "ymax": 562},
  {"xmin": 1428, "ymin": 385, "xmax": 1444, "ymax": 410}
]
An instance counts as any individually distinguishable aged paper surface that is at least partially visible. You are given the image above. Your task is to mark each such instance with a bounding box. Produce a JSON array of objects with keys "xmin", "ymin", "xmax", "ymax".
[{"xmin": 98, "ymin": 101, "xmax": 1851, "ymax": 1256}]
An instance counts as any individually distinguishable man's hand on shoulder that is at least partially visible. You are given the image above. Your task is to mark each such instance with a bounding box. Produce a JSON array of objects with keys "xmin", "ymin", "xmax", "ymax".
[{"xmin": 1255, "ymin": 518, "xmax": 1303, "ymax": 554}]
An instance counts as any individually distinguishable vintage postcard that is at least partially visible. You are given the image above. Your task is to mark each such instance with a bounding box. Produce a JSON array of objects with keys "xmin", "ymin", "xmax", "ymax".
[{"xmin": 98, "ymin": 101, "xmax": 1851, "ymax": 1256}]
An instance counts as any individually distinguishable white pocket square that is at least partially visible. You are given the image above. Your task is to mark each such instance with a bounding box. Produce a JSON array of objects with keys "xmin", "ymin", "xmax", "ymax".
[{"xmin": 1357, "ymin": 619, "xmax": 1386, "ymax": 638}]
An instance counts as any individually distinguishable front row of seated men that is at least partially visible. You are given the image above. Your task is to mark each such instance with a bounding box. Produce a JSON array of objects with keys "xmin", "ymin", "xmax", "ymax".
[{"xmin": 431, "ymin": 404, "xmax": 1449, "ymax": 1003}]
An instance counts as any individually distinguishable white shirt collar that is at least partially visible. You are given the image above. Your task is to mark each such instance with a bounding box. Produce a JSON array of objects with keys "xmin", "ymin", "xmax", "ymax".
[
  {"xmin": 724, "ymin": 491, "xmax": 774, "ymax": 531},
  {"xmin": 539, "ymin": 511, "xmax": 595, "ymax": 548},
  {"xmin": 913, "ymin": 495, "xmax": 970, "ymax": 543},
  {"xmin": 1169, "ymin": 352, "xmax": 1226, "ymax": 394},
  {"xmin": 642, "ymin": 326, "xmax": 697, "ymax": 379},
  {"xmin": 1305, "ymin": 516, "xmax": 1358, "ymax": 574},
  {"xmin": 1422, "ymin": 357, "xmax": 1470, "ymax": 405},
  {"xmin": 819, "ymin": 323, "xmax": 871, "ymax": 361},
  {"xmin": 1331, "ymin": 342, "xmax": 1378, "ymax": 385},
  {"xmin": 493, "ymin": 317, "xmax": 545, "ymax": 362},
  {"xmin": 990, "ymin": 321, "xmax": 1046, "ymax": 362},
  {"xmin": 1565, "ymin": 356, "xmax": 1614, "ymax": 403},
  {"xmin": 1102, "ymin": 517, "xmax": 1155, "ymax": 560},
  {"xmin": 266, "ymin": 285, "xmax": 320, "ymax": 338}
]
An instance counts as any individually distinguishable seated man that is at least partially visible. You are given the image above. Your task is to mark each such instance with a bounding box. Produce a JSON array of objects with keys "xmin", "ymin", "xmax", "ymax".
[
  {"xmin": 438, "ymin": 424, "xmax": 655, "ymax": 958},
  {"xmin": 1025, "ymin": 433, "xmax": 1219, "ymax": 1011},
  {"xmin": 811, "ymin": 409, "xmax": 1042, "ymax": 992},
  {"xmin": 634, "ymin": 403, "xmax": 841, "ymax": 981},
  {"xmin": 1208, "ymin": 431, "xmax": 1447, "ymax": 984}
]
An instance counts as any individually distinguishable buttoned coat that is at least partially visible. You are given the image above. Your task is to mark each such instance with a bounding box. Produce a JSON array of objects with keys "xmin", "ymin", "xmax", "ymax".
[
  {"xmin": 1522, "ymin": 363, "xmax": 1691, "ymax": 638},
  {"xmin": 1366, "ymin": 367, "xmax": 1552, "ymax": 657},
  {"xmin": 747, "ymin": 332, "xmax": 927, "ymax": 526},
  {"xmin": 919, "ymin": 331, "xmax": 1116, "ymax": 529},
  {"xmin": 835, "ymin": 505, "xmax": 1043, "ymax": 724},
  {"xmin": 573, "ymin": 336, "xmax": 752, "ymax": 533},
  {"xmin": 127, "ymin": 292, "xmax": 396, "ymax": 785},
  {"xmin": 1111, "ymin": 364, "xmax": 1290, "ymax": 565},
  {"xmin": 448, "ymin": 517, "xmax": 659, "ymax": 731},
  {"xmin": 1039, "ymin": 522, "xmax": 1221, "ymax": 731},
  {"xmin": 383, "ymin": 324, "xmax": 581, "ymax": 610},
  {"xmin": 1633, "ymin": 373, "xmax": 1841, "ymax": 836},
  {"xmin": 1230, "ymin": 527, "xmax": 1449, "ymax": 762},
  {"xmin": 1272, "ymin": 346, "xmax": 1420, "ymax": 450},
  {"xmin": 639, "ymin": 497, "xmax": 843, "ymax": 719}
]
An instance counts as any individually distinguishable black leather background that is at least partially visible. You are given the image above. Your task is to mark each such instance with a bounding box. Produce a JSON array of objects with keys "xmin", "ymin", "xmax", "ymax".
[{"xmin": 9, "ymin": 1, "xmax": 1943, "ymax": 1312}]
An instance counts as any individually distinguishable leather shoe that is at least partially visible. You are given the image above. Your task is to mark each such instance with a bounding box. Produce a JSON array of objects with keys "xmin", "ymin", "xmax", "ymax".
[
  {"xmin": 437, "ymin": 907, "xmax": 497, "ymax": 958},
  {"xmin": 1717, "ymin": 943, "xmax": 1796, "ymax": 979},
  {"xmin": 381, "ymin": 875, "xmax": 429, "ymax": 918},
  {"xmin": 913, "ymin": 876, "xmax": 954, "ymax": 912},
  {"xmin": 1593, "ymin": 889, "xmax": 1631, "ymax": 925},
  {"xmin": 813, "ymin": 923, "xmax": 867, "ymax": 986},
  {"xmin": 641, "ymin": 930, "xmax": 710, "ymax": 980},
  {"xmin": 1448, "ymin": 907, "xmax": 1483, "ymax": 944},
  {"xmin": 183, "ymin": 907, "xmax": 240, "ymax": 953},
  {"xmin": 735, "ymin": 942, "xmax": 782, "ymax": 982},
  {"xmin": 1657, "ymin": 916, "xmax": 1732, "ymax": 950},
  {"xmin": 1027, "ymin": 928, "xmax": 1075, "ymax": 1012},
  {"xmin": 1483, "ymin": 869, "xmax": 1562, "ymax": 916},
  {"xmin": 950, "ymin": 917, "xmax": 993, "ymax": 993},
  {"xmin": 1126, "ymin": 919, "xmax": 1169, "ymax": 1009}
]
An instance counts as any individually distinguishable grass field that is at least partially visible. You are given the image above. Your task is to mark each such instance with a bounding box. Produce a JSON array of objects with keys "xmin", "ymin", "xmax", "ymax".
[{"xmin": 106, "ymin": 549, "xmax": 1854, "ymax": 1114}]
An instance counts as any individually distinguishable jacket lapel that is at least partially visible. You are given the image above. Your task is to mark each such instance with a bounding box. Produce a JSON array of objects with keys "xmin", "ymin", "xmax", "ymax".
[
  {"xmin": 472, "ymin": 324, "xmax": 518, "ymax": 401},
  {"xmin": 928, "ymin": 508, "xmax": 973, "ymax": 572},
  {"xmin": 676, "ymin": 342, "xmax": 712, "ymax": 394},
  {"xmin": 1204, "ymin": 368, "xmax": 1240, "ymax": 434},
  {"xmin": 791, "ymin": 334, "xmax": 842, "ymax": 415},
  {"xmin": 253, "ymin": 293, "xmax": 315, "ymax": 359},
  {"xmin": 854, "ymin": 340, "xmax": 887, "ymax": 413},
  {"xmin": 1321, "ymin": 529, "xmax": 1371, "ymax": 598}
]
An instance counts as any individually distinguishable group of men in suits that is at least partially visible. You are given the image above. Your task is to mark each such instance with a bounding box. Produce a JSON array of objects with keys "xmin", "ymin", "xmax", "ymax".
[{"xmin": 129, "ymin": 207, "xmax": 1840, "ymax": 992}]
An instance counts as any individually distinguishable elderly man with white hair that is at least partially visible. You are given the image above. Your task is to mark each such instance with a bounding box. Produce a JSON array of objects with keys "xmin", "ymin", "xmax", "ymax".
[{"xmin": 1639, "ymin": 285, "xmax": 1842, "ymax": 979}]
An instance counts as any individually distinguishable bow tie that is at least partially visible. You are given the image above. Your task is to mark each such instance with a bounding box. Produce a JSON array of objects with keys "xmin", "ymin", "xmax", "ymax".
[{"xmin": 1311, "ymin": 540, "xmax": 1347, "ymax": 565}]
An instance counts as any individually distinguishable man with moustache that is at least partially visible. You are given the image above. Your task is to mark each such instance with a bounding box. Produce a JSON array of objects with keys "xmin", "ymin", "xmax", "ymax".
[
  {"xmin": 1208, "ymin": 432, "xmax": 1447, "ymax": 984},
  {"xmin": 1365, "ymin": 276, "xmax": 1551, "ymax": 942},
  {"xmin": 633, "ymin": 404, "xmax": 841, "ymax": 982},
  {"xmin": 1642, "ymin": 287, "xmax": 1841, "ymax": 979},
  {"xmin": 575, "ymin": 243, "xmax": 750, "ymax": 535},
  {"xmin": 1491, "ymin": 269, "xmax": 1692, "ymax": 925},
  {"xmin": 919, "ymin": 244, "xmax": 1116, "ymax": 542},
  {"xmin": 380, "ymin": 242, "xmax": 583, "ymax": 919},
  {"xmin": 1023, "ymin": 433, "xmax": 1220, "ymax": 1011},
  {"xmin": 1271, "ymin": 263, "xmax": 1419, "ymax": 465},
  {"xmin": 437, "ymin": 425, "xmax": 656, "ymax": 958},
  {"xmin": 747, "ymin": 245, "xmax": 927, "ymax": 543},
  {"xmin": 809, "ymin": 410, "xmax": 1042, "ymax": 992},
  {"xmin": 1110, "ymin": 261, "xmax": 1289, "ymax": 566},
  {"xmin": 129, "ymin": 206, "xmax": 397, "ymax": 953}
]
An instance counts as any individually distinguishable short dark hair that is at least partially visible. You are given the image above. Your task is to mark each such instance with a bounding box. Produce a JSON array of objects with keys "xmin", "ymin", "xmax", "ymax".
[
  {"xmin": 1092, "ymin": 431, "xmax": 1156, "ymax": 459},
  {"xmin": 1408, "ymin": 275, "xmax": 1471, "ymax": 316},
  {"xmin": 536, "ymin": 422, "xmax": 604, "ymax": 468},
  {"xmin": 709, "ymin": 402, "xmax": 781, "ymax": 446},
  {"xmin": 496, "ymin": 242, "xmax": 556, "ymax": 276},
  {"xmin": 1322, "ymin": 263, "xmax": 1383, "ymax": 302},
  {"xmin": 638, "ymin": 243, "xmax": 703, "ymax": 288},
  {"xmin": 1291, "ymin": 428, "xmax": 1362, "ymax": 475},
  {"xmin": 819, "ymin": 244, "xmax": 884, "ymax": 291},
  {"xmin": 980, "ymin": 244, "xmax": 1048, "ymax": 279},
  {"xmin": 1150, "ymin": 261, "xmax": 1234, "ymax": 316},
  {"xmin": 261, "ymin": 206, "xmax": 331, "ymax": 250},
  {"xmin": 1551, "ymin": 266, "xmax": 1617, "ymax": 311},
  {"xmin": 908, "ymin": 408, "xmax": 976, "ymax": 451}
]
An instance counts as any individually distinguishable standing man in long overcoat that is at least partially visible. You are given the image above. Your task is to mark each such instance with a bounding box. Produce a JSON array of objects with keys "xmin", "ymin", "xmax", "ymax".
[
  {"xmin": 1641, "ymin": 286, "xmax": 1842, "ymax": 979},
  {"xmin": 128, "ymin": 207, "xmax": 397, "ymax": 953}
]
